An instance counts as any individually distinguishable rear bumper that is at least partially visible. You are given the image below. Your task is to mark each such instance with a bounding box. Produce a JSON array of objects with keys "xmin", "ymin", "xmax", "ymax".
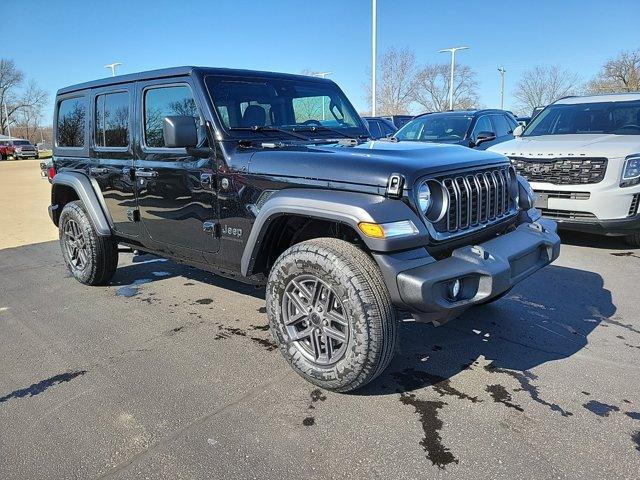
[{"xmin": 392, "ymin": 218, "xmax": 560, "ymax": 324}]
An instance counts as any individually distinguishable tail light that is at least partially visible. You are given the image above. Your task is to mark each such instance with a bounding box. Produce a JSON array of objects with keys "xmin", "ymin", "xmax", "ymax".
[{"xmin": 47, "ymin": 165, "xmax": 56, "ymax": 180}]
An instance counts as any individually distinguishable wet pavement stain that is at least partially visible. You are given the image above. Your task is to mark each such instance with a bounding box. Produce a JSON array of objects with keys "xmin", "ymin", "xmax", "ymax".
[
  {"xmin": 399, "ymin": 393, "xmax": 457, "ymax": 469},
  {"xmin": 301, "ymin": 389, "xmax": 327, "ymax": 426},
  {"xmin": 257, "ymin": 306, "xmax": 267, "ymax": 314},
  {"xmin": 485, "ymin": 365, "xmax": 573, "ymax": 417},
  {"xmin": 394, "ymin": 368, "xmax": 480, "ymax": 403},
  {"xmin": 0, "ymin": 370, "xmax": 87, "ymax": 404},
  {"xmin": 633, "ymin": 431, "xmax": 640, "ymax": 452},
  {"xmin": 213, "ymin": 324, "xmax": 277, "ymax": 351},
  {"xmin": 195, "ymin": 298, "xmax": 214, "ymax": 305},
  {"xmin": 610, "ymin": 251, "xmax": 640, "ymax": 259},
  {"xmin": 625, "ymin": 412, "xmax": 640, "ymax": 420},
  {"xmin": 302, "ymin": 417, "xmax": 315, "ymax": 426},
  {"xmin": 486, "ymin": 384, "xmax": 524, "ymax": 412},
  {"xmin": 183, "ymin": 282, "xmax": 195, "ymax": 286},
  {"xmin": 249, "ymin": 324, "xmax": 270, "ymax": 332},
  {"xmin": 115, "ymin": 279, "xmax": 152, "ymax": 298},
  {"xmin": 165, "ymin": 326, "xmax": 185, "ymax": 336},
  {"xmin": 583, "ymin": 400, "xmax": 620, "ymax": 417}
]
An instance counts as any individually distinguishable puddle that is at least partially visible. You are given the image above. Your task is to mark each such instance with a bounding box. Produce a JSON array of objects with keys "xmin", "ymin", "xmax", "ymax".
[
  {"xmin": 400, "ymin": 393, "xmax": 457, "ymax": 469},
  {"xmin": 486, "ymin": 384, "xmax": 524, "ymax": 412},
  {"xmin": 116, "ymin": 278, "xmax": 152, "ymax": 297},
  {"xmin": 0, "ymin": 370, "xmax": 87, "ymax": 404},
  {"xmin": 485, "ymin": 365, "xmax": 572, "ymax": 417}
]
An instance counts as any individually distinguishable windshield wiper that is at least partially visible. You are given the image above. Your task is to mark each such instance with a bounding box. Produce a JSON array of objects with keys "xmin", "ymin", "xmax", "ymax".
[
  {"xmin": 229, "ymin": 126, "xmax": 312, "ymax": 141},
  {"xmin": 292, "ymin": 125, "xmax": 363, "ymax": 140}
]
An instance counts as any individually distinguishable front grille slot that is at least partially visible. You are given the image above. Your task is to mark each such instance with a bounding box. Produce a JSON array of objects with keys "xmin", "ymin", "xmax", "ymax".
[
  {"xmin": 535, "ymin": 190, "xmax": 590, "ymax": 200},
  {"xmin": 629, "ymin": 194, "xmax": 640, "ymax": 217},
  {"xmin": 540, "ymin": 208, "xmax": 597, "ymax": 220},
  {"xmin": 435, "ymin": 166, "xmax": 516, "ymax": 235},
  {"xmin": 510, "ymin": 157, "xmax": 607, "ymax": 185}
]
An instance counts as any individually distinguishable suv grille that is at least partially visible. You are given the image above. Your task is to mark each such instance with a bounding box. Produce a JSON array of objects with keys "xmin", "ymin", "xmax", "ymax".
[
  {"xmin": 433, "ymin": 166, "xmax": 517, "ymax": 235},
  {"xmin": 509, "ymin": 157, "xmax": 607, "ymax": 185},
  {"xmin": 629, "ymin": 194, "xmax": 640, "ymax": 217},
  {"xmin": 540, "ymin": 208, "xmax": 597, "ymax": 221}
]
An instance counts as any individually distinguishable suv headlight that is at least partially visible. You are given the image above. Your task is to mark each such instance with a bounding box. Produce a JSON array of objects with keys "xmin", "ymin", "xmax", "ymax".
[
  {"xmin": 417, "ymin": 182, "xmax": 432, "ymax": 213},
  {"xmin": 517, "ymin": 175, "xmax": 536, "ymax": 210},
  {"xmin": 621, "ymin": 155, "xmax": 640, "ymax": 187}
]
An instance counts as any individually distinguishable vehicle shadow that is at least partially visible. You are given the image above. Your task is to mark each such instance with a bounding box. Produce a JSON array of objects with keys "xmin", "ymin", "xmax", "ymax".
[
  {"xmin": 359, "ymin": 264, "xmax": 615, "ymax": 396},
  {"xmin": 108, "ymin": 252, "xmax": 265, "ymax": 300}
]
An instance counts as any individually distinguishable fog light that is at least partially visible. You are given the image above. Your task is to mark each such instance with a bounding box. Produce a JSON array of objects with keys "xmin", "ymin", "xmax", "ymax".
[{"xmin": 449, "ymin": 279, "xmax": 461, "ymax": 300}]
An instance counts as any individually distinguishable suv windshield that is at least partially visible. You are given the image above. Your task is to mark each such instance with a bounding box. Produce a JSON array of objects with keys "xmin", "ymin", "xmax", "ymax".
[
  {"xmin": 205, "ymin": 76, "xmax": 367, "ymax": 140},
  {"xmin": 394, "ymin": 115, "xmax": 472, "ymax": 143},
  {"xmin": 524, "ymin": 100, "xmax": 640, "ymax": 136},
  {"xmin": 13, "ymin": 140, "xmax": 31, "ymax": 146}
]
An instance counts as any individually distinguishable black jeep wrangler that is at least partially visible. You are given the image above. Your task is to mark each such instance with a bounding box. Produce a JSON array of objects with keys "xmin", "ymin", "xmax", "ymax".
[{"xmin": 49, "ymin": 67, "xmax": 560, "ymax": 392}]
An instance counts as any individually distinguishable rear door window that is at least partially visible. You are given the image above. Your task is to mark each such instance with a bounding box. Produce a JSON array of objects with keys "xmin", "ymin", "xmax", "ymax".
[
  {"xmin": 57, "ymin": 97, "xmax": 86, "ymax": 147},
  {"xmin": 95, "ymin": 91, "xmax": 129, "ymax": 148}
]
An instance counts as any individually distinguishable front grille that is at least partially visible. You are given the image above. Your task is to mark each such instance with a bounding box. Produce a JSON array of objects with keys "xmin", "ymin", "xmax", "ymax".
[
  {"xmin": 510, "ymin": 157, "xmax": 607, "ymax": 185},
  {"xmin": 540, "ymin": 208, "xmax": 597, "ymax": 220},
  {"xmin": 433, "ymin": 166, "xmax": 517, "ymax": 235},
  {"xmin": 535, "ymin": 190, "xmax": 590, "ymax": 200},
  {"xmin": 629, "ymin": 194, "xmax": 640, "ymax": 217}
]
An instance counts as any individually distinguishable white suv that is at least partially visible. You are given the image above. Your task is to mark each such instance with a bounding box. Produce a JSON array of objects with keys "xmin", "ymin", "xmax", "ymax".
[{"xmin": 489, "ymin": 93, "xmax": 640, "ymax": 246}]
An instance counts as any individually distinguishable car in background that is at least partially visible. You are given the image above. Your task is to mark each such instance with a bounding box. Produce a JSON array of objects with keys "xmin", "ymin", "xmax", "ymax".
[
  {"xmin": 517, "ymin": 116, "xmax": 531, "ymax": 126},
  {"xmin": 0, "ymin": 138, "xmax": 38, "ymax": 159},
  {"xmin": 0, "ymin": 141, "xmax": 15, "ymax": 160},
  {"xmin": 489, "ymin": 93, "xmax": 640, "ymax": 246},
  {"xmin": 393, "ymin": 109, "xmax": 519, "ymax": 150},
  {"xmin": 531, "ymin": 106, "xmax": 545, "ymax": 119},
  {"xmin": 383, "ymin": 114, "xmax": 414, "ymax": 129},
  {"xmin": 363, "ymin": 116, "xmax": 397, "ymax": 139}
]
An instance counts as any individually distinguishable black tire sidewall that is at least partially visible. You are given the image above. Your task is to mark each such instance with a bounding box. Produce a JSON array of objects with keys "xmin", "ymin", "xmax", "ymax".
[{"xmin": 266, "ymin": 241, "xmax": 386, "ymax": 391}]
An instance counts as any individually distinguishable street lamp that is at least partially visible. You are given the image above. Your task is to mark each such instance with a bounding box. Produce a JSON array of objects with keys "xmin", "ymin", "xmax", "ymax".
[
  {"xmin": 371, "ymin": 0, "xmax": 377, "ymax": 116},
  {"xmin": 498, "ymin": 66, "xmax": 506, "ymax": 110},
  {"xmin": 104, "ymin": 62, "xmax": 122, "ymax": 77},
  {"xmin": 438, "ymin": 46, "xmax": 469, "ymax": 111},
  {"xmin": 312, "ymin": 72, "xmax": 333, "ymax": 120}
]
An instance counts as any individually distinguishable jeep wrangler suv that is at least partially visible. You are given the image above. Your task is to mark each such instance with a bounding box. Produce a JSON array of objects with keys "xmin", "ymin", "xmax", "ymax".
[{"xmin": 49, "ymin": 67, "xmax": 560, "ymax": 392}]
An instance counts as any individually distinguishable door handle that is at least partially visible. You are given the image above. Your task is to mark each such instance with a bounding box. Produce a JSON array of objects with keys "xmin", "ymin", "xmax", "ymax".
[
  {"xmin": 135, "ymin": 170, "xmax": 158, "ymax": 179},
  {"xmin": 90, "ymin": 167, "xmax": 108, "ymax": 175}
]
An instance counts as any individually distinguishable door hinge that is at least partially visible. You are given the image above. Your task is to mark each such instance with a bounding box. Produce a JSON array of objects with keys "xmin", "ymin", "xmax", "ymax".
[
  {"xmin": 126, "ymin": 209, "xmax": 140, "ymax": 222},
  {"xmin": 203, "ymin": 220, "xmax": 221, "ymax": 237}
]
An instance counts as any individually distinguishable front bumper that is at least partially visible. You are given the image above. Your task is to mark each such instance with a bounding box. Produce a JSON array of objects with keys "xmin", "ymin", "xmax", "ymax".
[
  {"xmin": 552, "ymin": 213, "xmax": 640, "ymax": 235},
  {"xmin": 394, "ymin": 218, "xmax": 560, "ymax": 324},
  {"xmin": 13, "ymin": 151, "xmax": 38, "ymax": 158}
]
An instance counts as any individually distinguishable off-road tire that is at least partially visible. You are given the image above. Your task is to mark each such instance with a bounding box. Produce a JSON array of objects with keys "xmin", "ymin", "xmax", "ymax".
[
  {"xmin": 266, "ymin": 238, "xmax": 397, "ymax": 392},
  {"xmin": 625, "ymin": 233, "xmax": 640, "ymax": 248},
  {"xmin": 58, "ymin": 200, "xmax": 118, "ymax": 286}
]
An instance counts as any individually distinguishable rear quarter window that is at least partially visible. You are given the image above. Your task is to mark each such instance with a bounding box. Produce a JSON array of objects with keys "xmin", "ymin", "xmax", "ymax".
[{"xmin": 57, "ymin": 97, "xmax": 86, "ymax": 147}]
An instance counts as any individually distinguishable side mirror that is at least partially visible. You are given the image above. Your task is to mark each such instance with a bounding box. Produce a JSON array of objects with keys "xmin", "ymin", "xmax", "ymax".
[
  {"xmin": 513, "ymin": 124, "xmax": 525, "ymax": 137},
  {"xmin": 474, "ymin": 131, "xmax": 496, "ymax": 146},
  {"xmin": 163, "ymin": 115, "xmax": 198, "ymax": 148}
]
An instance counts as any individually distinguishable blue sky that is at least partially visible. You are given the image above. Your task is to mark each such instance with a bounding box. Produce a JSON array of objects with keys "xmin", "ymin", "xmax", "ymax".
[{"xmin": 4, "ymin": 0, "xmax": 639, "ymax": 121}]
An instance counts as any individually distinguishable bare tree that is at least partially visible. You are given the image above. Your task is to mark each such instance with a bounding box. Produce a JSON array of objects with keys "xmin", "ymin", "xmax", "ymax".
[
  {"xmin": 366, "ymin": 47, "xmax": 418, "ymax": 115},
  {"xmin": 514, "ymin": 65, "xmax": 581, "ymax": 113},
  {"xmin": 412, "ymin": 63, "xmax": 479, "ymax": 112},
  {"xmin": 586, "ymin": 49, "xmax": 640, "ymax": 94},
  {"xmin": 0, "ymin": 60, "xmax": 49, "ymax": 136}
]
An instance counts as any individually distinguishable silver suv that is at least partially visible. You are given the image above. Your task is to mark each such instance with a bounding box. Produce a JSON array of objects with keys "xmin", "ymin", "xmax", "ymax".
[{"xmin": 489, "ymin": 93, "xmax": 640, "ymax": 247}]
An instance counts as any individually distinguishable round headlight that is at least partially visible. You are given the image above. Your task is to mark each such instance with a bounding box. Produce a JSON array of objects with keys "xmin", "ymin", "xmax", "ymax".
[{"xmin": 417, "ymin": 182, "xmax": 432, "ymax": 213}]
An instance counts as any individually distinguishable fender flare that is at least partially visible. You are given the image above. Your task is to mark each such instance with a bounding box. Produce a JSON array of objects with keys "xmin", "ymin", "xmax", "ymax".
[
  {"xmin": 51, "ymin": 171, "xmax": 112, "ymax": 236},
  {"xmin": 240, "ymin": 188, "xmax": 430, "ymax": 276}
]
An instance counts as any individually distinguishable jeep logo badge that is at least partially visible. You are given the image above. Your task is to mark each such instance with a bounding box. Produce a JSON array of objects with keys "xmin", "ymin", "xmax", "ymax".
[{"xmin": 222, "ymin": 225, "xmax": 243, "ymax": 237}]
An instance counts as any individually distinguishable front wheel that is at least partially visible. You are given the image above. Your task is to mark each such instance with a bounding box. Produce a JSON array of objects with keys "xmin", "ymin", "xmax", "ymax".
[
  {"xmin": 59, "ymin": 200, "xmax": 118, "ymax": 285},
  {"xmin": 266, "ymin": 238, "xmax": 397, "ymax": 392}
]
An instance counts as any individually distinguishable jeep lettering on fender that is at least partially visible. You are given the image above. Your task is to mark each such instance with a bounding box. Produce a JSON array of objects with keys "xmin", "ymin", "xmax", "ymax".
[{"xmin": 49, "ymin": 67, "xmax": 560, "ymax": 392}]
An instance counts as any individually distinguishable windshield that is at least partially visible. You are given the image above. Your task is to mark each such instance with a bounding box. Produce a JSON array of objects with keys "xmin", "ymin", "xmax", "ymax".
[
  {"xmin": 394, "ymin": 115, "xmax": 472, "ymax": 143},
  {"xmin": 524, "ymin": 100, "xmax": 640, "ymax": 136},
  {"xmin": 205, "ymin": 75, "xmax": 367, "ymax": 140},
  {"xmin": 13, "ymin": 140, "xmax": 31, "ymax": 146}
]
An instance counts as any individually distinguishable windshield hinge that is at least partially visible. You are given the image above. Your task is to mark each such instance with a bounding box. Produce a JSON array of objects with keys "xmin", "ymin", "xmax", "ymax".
[{"xmin": 386, "ymin": 173, "xmax": 404, "ymax": 198}]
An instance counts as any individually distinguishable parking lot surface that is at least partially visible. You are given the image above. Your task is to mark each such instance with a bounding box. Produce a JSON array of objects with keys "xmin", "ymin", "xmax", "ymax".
[{"xmin": 1, "ymin": 160, "xmax": 639, "ymax": 479}]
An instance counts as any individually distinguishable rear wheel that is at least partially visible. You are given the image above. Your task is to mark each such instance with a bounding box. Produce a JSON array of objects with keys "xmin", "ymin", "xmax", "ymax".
[
  {"xmin": 266, "ymin": 238, "xmax": 397, "ymax": 392},
  {"xmin": 626, "ymin": 232, "xmax": 640, "ymax": 248},
  {"xmin": 59, "ymin": 200, "xmax": 118, "ymax": 285}
]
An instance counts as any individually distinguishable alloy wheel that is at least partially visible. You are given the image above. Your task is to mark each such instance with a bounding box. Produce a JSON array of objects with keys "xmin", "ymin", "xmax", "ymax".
[{"xmin": 63, "ymin": 219, "xmax": 89, "ymax": 271}]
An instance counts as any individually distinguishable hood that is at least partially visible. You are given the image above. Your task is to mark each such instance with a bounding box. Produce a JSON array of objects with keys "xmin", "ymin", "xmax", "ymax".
[
  {"xmin": 488, "ymin": 134, "xmax": 640, "ymax": 159},
  {"xmin": 247, "ymin": 140, "xmax": 507, "ymax": 188}
]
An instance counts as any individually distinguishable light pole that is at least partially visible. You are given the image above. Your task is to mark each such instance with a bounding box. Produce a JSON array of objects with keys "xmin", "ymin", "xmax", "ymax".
[
  {"xmin": 104, "ymin": 62, "xmax": 122, "ymax": 77},
  {"xmin": 498, "ymin": 66, "xmax": 506, "ymax": 110},
  {"xmin": 371, "ymin": 0, "xmax": 377, "ymax": 116},
  {"xmin": 312, "ymin": 72, "xmax": 332, "ymax": 120},
  {"xmin": 438, "ymin": 46, "xmax": 469, "ymax": 111}
]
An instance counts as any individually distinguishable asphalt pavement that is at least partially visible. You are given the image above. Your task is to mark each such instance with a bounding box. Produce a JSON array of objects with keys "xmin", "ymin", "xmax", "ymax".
[{"xmin": 1, "ymin": 160, "xmax": 639, "ymax": 479}]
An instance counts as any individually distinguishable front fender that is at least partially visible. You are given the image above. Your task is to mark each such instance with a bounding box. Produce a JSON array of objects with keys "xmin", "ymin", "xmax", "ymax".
[
  {"xmin": 240, "ymin": 188, "xmax": 429, "ymax": 276},
  {"xmin": 51, "ymin": 171, "xmax": 112, "ymax": 236}
]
